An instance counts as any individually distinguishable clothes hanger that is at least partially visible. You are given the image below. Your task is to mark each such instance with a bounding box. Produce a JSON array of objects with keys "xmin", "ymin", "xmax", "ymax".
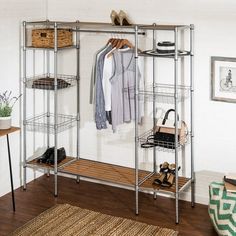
[
  {"xmin": 116, "ymin": 38, "xmax": 125, "ymax": 49},
  {"xmin": 107, "ymin": 38, "xmax": 132, "ymax": 58},
  {"xmin": 113, "ymin": 38, "xmax": 120, "ymax": 48},
  {"xmin": 120, "ymin": 39, "xmax": 133, "ymax": 49},
  {"xmin": 105, "ymin": 37, "xmax": 118, "ymax": 58},
  {"xmin": 107, "ymin": 38, "xmax": 114, "ymax": 45},
  {"xmin": 107, "ymin": 32, "xmax": 118, "ymax": 46},
  {"xmin": 106, "ymin": 36, "xmax": 122, "ymax": 58},
  {"xmin": 107, "ymin": 37, "xmax": 118, "ymax": 47}
]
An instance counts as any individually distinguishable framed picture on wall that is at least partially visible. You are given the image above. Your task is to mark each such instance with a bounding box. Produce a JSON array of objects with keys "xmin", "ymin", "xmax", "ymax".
[{"xmin": 211, "ymin": 56, "xmax": 236, "ymax": 103}]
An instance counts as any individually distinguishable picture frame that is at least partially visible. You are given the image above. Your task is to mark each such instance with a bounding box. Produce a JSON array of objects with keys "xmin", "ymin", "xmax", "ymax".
[{"xmin": 211, "ymin": 56, "xmax": 236, "ymax": 103}]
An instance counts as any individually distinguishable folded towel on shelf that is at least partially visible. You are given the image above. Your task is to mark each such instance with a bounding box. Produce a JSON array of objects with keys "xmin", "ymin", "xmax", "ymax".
[{"xmin": 32, "ymin": 77, "xmax": 70, "ymax": 90}]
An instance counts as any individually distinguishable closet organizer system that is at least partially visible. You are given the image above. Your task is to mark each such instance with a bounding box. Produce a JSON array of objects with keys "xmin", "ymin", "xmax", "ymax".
[{"xmin": 22, "ymin": 20, "xmax": 194, "ymax": 224}]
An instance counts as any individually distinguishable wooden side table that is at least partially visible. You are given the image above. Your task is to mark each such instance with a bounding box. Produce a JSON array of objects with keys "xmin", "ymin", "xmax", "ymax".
[{"xmin": 0, "ymin": 127, "xmax": 20, "ymax": 211}]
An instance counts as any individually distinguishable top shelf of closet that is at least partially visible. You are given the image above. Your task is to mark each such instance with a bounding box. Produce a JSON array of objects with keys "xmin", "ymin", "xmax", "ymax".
[{"xmin": 25, "ymin": 20, "xmax": 191, "ymax": 31}]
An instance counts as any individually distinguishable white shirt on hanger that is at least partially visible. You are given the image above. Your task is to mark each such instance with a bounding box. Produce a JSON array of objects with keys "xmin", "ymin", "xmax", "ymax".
[{"xmin": 102, "ymin": 54, "xmax": 113, "ymax": 111}]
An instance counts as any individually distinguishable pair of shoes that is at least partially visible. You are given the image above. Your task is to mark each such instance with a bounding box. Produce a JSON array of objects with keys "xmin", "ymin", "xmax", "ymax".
[
  {"xmin": 37, "ymin": 147, "xmax": 54, "ymax": 164},
  {"xmin": 166, "ymin": 164, "xmax": 181, "ymax": 186},
  {"xmin": 37, "ymin": 147, "xmax": 66, "ymax": 165},
  {"xmin": 110, "ymin": 10, "xmax": 132, "ymax": 26},
  {"xmin": 153, "ymin": 162, "xmax": 181, "ymax": 187},
  {"xmin": 153, "ymin": 162, "xmax": 169, "ymax": 185}
]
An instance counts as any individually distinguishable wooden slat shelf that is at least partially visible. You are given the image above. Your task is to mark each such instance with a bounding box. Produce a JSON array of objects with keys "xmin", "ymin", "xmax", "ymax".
[
  {"xmin": 140, "ymin": 174, "xmax": 190, "ymax": 193},
  {"xmin": 61, "ymin": 158, "xmax": 149, "ymax": 186},
  {"xmin": 60, "ymin": 158, "xmax": 190, "ymax": 194},
  {"xmin": 26, "ymin": 156, "xmax": 75, "ymax": 170}
]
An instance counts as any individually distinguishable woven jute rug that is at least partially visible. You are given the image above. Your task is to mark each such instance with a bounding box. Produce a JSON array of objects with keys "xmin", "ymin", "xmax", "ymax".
[{"xmin": 11, "ymin": 204, "xmax": 178, "ymax": 236}]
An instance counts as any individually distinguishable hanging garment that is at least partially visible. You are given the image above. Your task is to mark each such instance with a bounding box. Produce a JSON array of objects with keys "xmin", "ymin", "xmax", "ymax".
[
  {"xmin": 103, "ymin": 50, "xmax": 144, "ymax": 119},
  {"xmin": 91, "ymin": 39, "xmax": 144, "ymax": 131},
  {"xmin": 102, "ymin": 54, "xmax": 113, "ymax": 112},
  {"xmin": 90, "ymin": 45, "xmax": 109, "ymax": 104},
  {"xmin": 102, "ymin": 55, "xmax": 113, "ymax": 125},
  {"xmin": 95, "ymin": 45, "xmax": 113, "ymax": 130},
  {"xmin": 99, "ymin": 39, "xmax": 134, "ymax": 112},
  {"xmin": 110, "ymin": 48, "xmax": 142, "ymax": 132}
]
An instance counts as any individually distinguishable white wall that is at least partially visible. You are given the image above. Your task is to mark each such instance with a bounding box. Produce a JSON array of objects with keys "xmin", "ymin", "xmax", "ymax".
[
  {"xmin": 1, "ymin": 0, "xmax": 236, "ymax": 204},
  {"xmin": 0, "ymin": 0, "xmax": 47, "ymax": 196}
]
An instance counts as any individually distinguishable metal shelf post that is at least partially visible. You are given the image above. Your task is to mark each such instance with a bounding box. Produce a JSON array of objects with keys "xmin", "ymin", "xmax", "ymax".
[
  {"xmin": 46, "ymin": 51, "xmax": 50, "ymax": 149},
  {"xmin": 46, "ymin": 20, "xmax": 51, "ymax": 177},
  {"xmin": 152, "ymin": 24, "xmax": 157, "ymax": 200},
  {"xmin": 54, "ymin": 22, "xmax": 58, "ymax": 197},
  {"xmin": 174, "ymin": 27, "xmax": 179, "ymax": 224},
  {"xmin": 23, "ymin": 21, "xmax": 27, "ymax": 190},
  {"xmin": 190, "ymin": 24, "xmax": 195, "ymax": 207},
  {"xmin": 76, "ymin": 20, "xmax": 80, "ymax": 183},
  {"xmin": 134, "ymin": 25, "xmax": 139, "ymax": 215}
]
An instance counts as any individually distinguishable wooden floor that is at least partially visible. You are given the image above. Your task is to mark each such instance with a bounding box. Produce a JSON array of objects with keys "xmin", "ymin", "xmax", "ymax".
[{"xmin": 0, "ymin": 175, "xmax": 217, "ymax": 236}]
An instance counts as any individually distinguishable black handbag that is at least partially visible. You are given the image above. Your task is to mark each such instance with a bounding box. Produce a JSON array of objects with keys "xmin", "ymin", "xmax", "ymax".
[
  {"xmin": 141, "ymin": 109, "xmax": 187, "ymax": 149},
  {"xmin": 37, "ymin": 147, "xmax": 66, "ymax": 165}
]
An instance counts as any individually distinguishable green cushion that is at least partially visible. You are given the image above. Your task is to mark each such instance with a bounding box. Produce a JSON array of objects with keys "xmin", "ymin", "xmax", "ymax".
[{"xmin": 209, "ymin": 182, "xmax": 236, "ymax": 236}]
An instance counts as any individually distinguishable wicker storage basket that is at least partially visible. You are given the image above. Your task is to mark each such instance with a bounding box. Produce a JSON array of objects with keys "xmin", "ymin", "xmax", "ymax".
[{"xmin": 32, "ymin": 28, "xmax": 73, "ymax": 48}]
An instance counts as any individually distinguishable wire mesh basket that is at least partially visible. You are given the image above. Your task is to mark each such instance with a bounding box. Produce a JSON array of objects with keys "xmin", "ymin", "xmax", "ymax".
[
  {"xmin": 25, "ymin": 74, "xmax": 77, "ymax": 90},
  {"xmin": 124, "ymin": 83, "xmax": 190, "ymax": 104},
  {"xmin": 25, "ymin": 113, "xmax": 77, "ymax": 134},
  {"xmin": 139, "ymin": 129, "xmax": 189, "ymax": 152}
]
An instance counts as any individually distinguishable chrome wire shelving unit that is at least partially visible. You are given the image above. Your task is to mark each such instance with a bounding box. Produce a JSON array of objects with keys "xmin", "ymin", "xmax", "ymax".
[
  {"xmin": 22, "ymin": 20, "xmax": 80, "ymax": 197},
  {"xmin": 21, "ymin": 20, "xmax": 194, "ymax": 224},
  {"xmin": 137, "ymin": 23, "xmax": 194, "ymax": 224}
]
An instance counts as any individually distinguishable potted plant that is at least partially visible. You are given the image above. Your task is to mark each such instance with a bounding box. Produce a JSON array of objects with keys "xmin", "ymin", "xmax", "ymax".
[{"xmin": 0, "ymin": 91, "xmax": 21, "ymax": 130}]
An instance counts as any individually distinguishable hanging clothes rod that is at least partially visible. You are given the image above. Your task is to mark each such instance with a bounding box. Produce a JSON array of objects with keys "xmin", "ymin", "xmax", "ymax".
[{"xmin": 71, "ymin": 29, "xmax": 145, "ymax": 35}]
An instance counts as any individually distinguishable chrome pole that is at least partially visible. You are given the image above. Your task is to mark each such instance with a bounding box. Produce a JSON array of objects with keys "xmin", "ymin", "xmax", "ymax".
[
  {"xmin": 46, "ymin": 42, "xmax": 50, "ymax": 177},
  {"xmin": 190, "ymin": 24, "xmax": 195, "ymax": 207},
  {"xmin": 134, "ymin": 25, "xmax": 139, "ymax": 215},
  {"xmin": 152, "ymin": 23, "xmax": 157, "ymax": 200},
  {"xmin": 76, "ymin": 20, "xmax": 80, "ymax": 183},
  {"xmin": 174, "ymin": 27, "xmax": 179, "ymax": 224},
  {"xmin": 54, "ymin": 22, "xmax": 58, "ymax": 197},
  {"xmin": 46, "ymin": 20, "xmax": 51, "ymax": 177},
  {"xmin": 23, "ymin": 21, "xmax": 27, "ymax": 190},
  {"xmin": 46, "ymin": 30, "xmax": 50, "ymax": 149},
  {"xmin": 72, "ymin": 29, "xmax": 145, "ymax": 35}
]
